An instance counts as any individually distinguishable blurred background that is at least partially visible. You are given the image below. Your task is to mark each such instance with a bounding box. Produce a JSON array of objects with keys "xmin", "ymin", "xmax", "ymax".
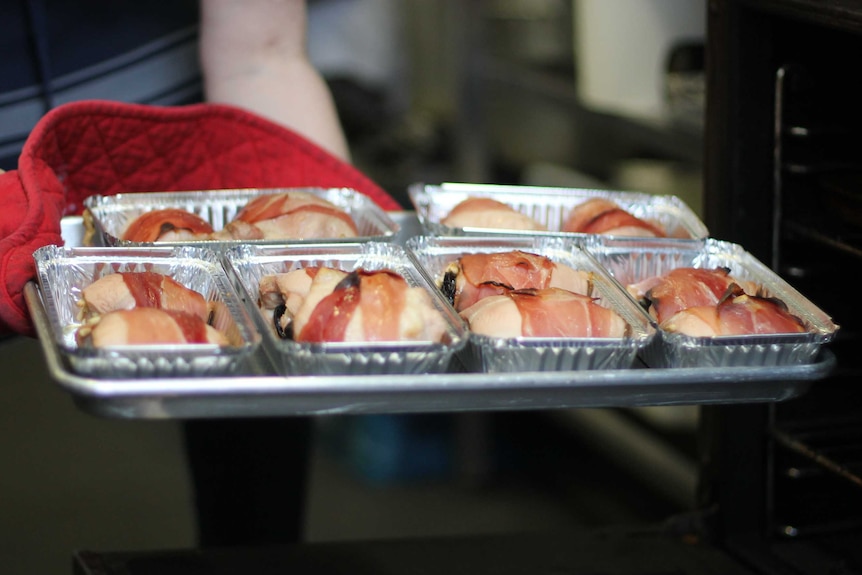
[{"xmin": 0, "ymin": 1, "xmax": 707, "ymax": 573}]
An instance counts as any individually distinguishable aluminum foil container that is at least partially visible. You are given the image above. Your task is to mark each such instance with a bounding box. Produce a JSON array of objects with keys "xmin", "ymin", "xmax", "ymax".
[
  {"xmin": 33, "ymin": 245, "xmax": 262, "ymax": 378},
  {"xmin": 84, "ymin": 187, "xmax": 400, "ymax": 249},
  {"xmin": 222, "ymin": 242, "xmax": 468, "ymax": 376},
  {"xmin": 406, "ymin": 235, "xmax": 656, "ymax": 373},
  {"xmin": 408, "ymin": 182, "xmax": 708, "ymax": 240},
  {"xmin": 585, "ymin": 237, "xmax": 840, "ymax": 368}
]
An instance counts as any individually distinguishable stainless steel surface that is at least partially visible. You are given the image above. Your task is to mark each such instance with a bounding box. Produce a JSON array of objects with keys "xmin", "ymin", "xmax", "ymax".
[
  {"xmin": 409, "ymin": 182, "xmax": 708, "ymax": 239},
  {"xmin": 588, "ymin": 237, "xmax": 839, "ymax": 368},
  {"xmin": 28, "ymin": 210, "xmax": 836, "ymax": 419}
]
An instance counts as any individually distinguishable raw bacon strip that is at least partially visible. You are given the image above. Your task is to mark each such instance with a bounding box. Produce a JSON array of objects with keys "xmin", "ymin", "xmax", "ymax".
[
  {"xmin": 661, "ymin": 287, "xmax": 806, "ymax": 337},
  {"xmin": 460, "ymin": 287, "xmax": 628, "ymax": 339},
  {"xmin": 78, "ymin": 308, "xmax": 228, "ymax": 347},
  {"xmin": 441, "ymin": 197, "xmax": 546, "ymax": 231},
  {"xmin": 121, "ymin": 209, "xmax": 214, "ymax": 242},
  {"xmin": 562, "ymin": 198, "xmax": 666, "ymax": 237},
  {"xmin": 442, "ymin": 250, "xmax": 594, "ymax": 312},
  {"xmin": 79, "ymin": 271, "xmax": 209, "ymax": 321}
]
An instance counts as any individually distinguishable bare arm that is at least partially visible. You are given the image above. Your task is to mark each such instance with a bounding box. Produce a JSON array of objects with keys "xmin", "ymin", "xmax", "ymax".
[{"xmin": 199, "ymin": 0, "xmax": 351, "ymax": 161}]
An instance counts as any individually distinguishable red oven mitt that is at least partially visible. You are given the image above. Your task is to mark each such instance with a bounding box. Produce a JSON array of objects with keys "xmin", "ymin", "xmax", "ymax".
[{"xmin": 0, "ymin": 99, "xmax": 401, "ymax": 337}]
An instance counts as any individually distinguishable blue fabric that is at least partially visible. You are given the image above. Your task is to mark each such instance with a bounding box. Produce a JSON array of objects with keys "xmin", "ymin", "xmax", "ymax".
[
  {"xmin": 0, "ymin": 0, "xmax": 198, "ymax": 89},
  {"xmin": 0, "ymin": 0, "xmax": 201, "ymax": 169}
]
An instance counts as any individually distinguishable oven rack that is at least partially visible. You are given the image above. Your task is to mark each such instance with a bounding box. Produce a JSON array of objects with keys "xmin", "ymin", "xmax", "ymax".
[
  {"xmin": 776, "ymin": 63, "xmax": 862, "ymax": 261},
  {"xmin": 771, "ymin": 421, "xmax": 862, "ymax": 537},
  {"xmin": 772, "ymin": 423, "xmax": 862, "ymax": 491}
]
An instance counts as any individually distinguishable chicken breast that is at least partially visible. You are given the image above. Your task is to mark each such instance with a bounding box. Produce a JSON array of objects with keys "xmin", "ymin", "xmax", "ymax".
[
  {"xmin": 441, "ymin": 197, "xmax": 546, "ymax": 231},
  {"xmin": 460, "ymin": 287, "xmax": 629, "ymax": 338},
  {"xmin": 121, "ymin": 209, "xmax": 214, "ymax": 242},
  {"xmin": 276, "ymin": 268, "xmax": 447, "ymax": 343},
  {"xmin": 661, "ymin": 288, "xmax": 806, "ymax": 337},
  {"xmin": 441, "ymin": 250, "xmax": 594, "ymax": 312},
  {"xmin": 214, "ymin": 191, "xmax": 358, "ymax": 240},
  {"xmin": 562, "ymin": 198, "xmax": 666, "ymax": 237},
  {"xmin": 627, "ymin": 267, "xmax": 758, "ymax": 324},
  {"xmin": 79, "ymin": 271, "xmax": 209, "ymax": 322},
  {"xmin": 79, "ymin": 308, "xmax": 228, "ymax": 347}
]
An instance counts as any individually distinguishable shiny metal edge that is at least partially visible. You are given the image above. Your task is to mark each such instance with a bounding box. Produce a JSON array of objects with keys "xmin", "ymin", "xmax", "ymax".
[
  {"xmin": 585, "ymin": 236, "xmax": 839, "ymax": 368},
  {"xmin": 25, "ymin": 281, "xmax": 834, "ymax": 419},
  {"xmin": 408, "ymin": 182, "xmax": 709, "ymax": 240},
  {"xmin": 84, "ymin": 187, "xmax": 401, "ymax": 249}
]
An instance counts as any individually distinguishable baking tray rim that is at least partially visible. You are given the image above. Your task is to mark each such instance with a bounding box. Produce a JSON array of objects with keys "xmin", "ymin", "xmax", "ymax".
[{"xmin": 25, "ymin": 281, "xmax": 835, "ymax": 410}]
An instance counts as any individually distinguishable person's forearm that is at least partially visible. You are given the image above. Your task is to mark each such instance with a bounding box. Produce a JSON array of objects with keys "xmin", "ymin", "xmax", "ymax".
[{"xmin": 199, "ymin": 0, "xmax": 351, "ymax": 161}]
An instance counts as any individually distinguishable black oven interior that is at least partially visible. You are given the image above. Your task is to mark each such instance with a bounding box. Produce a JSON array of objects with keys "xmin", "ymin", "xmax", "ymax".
[{"xmin": 702, "ymin": 2, "xmax": 862, "ymax": 573}]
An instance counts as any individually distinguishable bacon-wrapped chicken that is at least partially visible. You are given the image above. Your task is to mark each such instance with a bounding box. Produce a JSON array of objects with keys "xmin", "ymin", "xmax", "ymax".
[
  {"xmin": 440, "ymin": 250, "xmax": 594, "ymax": 312},
  {"xmin": 77, "ymin": 308, "xmax": 228, "ymax": 347},
  {"xmin": 213, "ymin": 191, "xmax": 358, "ymax": 241},
  {"xmin": 660, "ymin": 285, "xmax": 806, "ymax": 337},
  {"xmin": 78, "ymin": 271, "xmax": 209, "ymax": 322},
  {"xmin": 259, "ymin": 267, "xmax": 447, "ymax": 343},
  {"xmin": 459, "ymin": 287, "xmax": 629, "ymax": 339},
  {"xmin": 121, "ymin": 209, "xmax": 215, "ymax": 242},
  {"xmin": 562, "ymin": 198, "xmax": 666, "ymax": 237},
  {"xmin": 441, "ymin": 197, "xmax": 546, "ymax": 231},
  {"xmin": 627, "ymin": 267, "xmax": 758, "ymax": 324}
]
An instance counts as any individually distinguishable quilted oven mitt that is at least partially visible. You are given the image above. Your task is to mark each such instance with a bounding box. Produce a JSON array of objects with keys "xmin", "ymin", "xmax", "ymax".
[{"xmin": 0, "ymin": 99, "xmax": 401, "ymax": 337}]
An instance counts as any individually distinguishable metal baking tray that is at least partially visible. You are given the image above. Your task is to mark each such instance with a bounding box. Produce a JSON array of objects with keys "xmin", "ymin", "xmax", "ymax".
[
  {"xmin": 26, "ymin": 281, "xmax": 835, "ymax": 418},
  {"xmin": 84, "ymin": 187, "xmax": 399, "ymax": 249},
  {"xmin": 406, "ymin": 235, "xmax": 655, "ymax": 372},
  {"xmin": 408, "ymin": 182, "xmax": 708, "ymax": 239},
  {"xmin": 24, "ymin": 212, "xmax": 836, "ymax": 420},
  {"xmin": 586, "ymin": 237, "xmax": 840, "ymax": 368}
]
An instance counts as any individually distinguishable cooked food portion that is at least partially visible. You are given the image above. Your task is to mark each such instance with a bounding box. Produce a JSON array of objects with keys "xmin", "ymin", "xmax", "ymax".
[
  {"xmin": 74, "ymin": 271, "xmax": 231, "ymax": 349},
  {"xmin": 661, "ymin": 285, "xmax": 806, "ymax": 337},
  {"xmin": 460, "ymin": 287, "xmax": 629, "ymax": 339},
  {"xmin": 121, "ymin": 209, "xmax": 215, "ymax": 242},
  {"xmin": 259, "ymin": 267, "xmax": 349, "ymax": 338},
  {"xmin": 627, "ymin": 266, "xmax": 758, "ymax": 324},
  {"xmin": 118, "ymin": 191, "xmax": 358, "ymax": 243},
  {"xmin": 77, "ymin": 308, "xmax": 228, "ymax": 347},
  {"xmin": 258, "ymin": 267, "xmax": 336, "ymax": 321},
  {"xmin": 213, "ymin": 191, "xmax": 358, "ymax": 240},
  {"xmin": 440, "ymin": 250, "xmax": 594, "ymax": 312},
  {"xmin": 78, "ymin": 271, "xmax": 209, "ymax": 322},
  {"xmin": 259, "ymin": 267, "xmax": 447, "ymax": 343},
  {"xmin": 441, "ymin": 197, "xmax": 546, "ymax": 231},
  {"xmin": 562, "ymin": 198, "xmax": 666, "ymax": 237},
  {"xmin": 627, "ymin": 266, "xmax": 804, "ymax": 336}
]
